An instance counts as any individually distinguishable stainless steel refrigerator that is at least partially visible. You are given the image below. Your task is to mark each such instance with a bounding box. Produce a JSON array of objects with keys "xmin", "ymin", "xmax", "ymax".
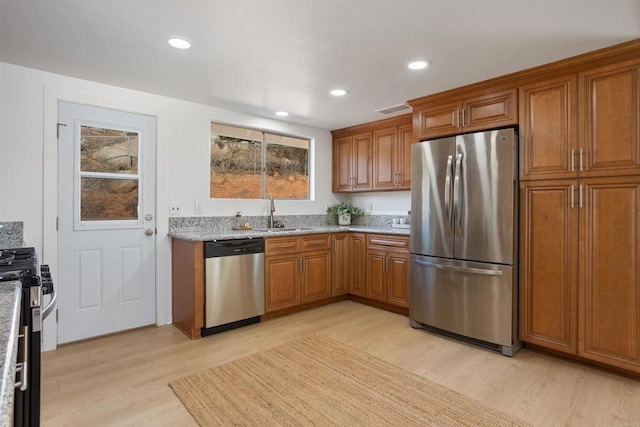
[{"xmin": 409, "ymin": 128, "xmax": 521, "ymax": 356}]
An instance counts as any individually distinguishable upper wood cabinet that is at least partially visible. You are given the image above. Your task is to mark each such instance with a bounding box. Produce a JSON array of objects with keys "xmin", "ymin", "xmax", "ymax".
[
  {"xmin": 332, "ymin": 114, "xmax": 412, "ymax": 193},
  {"xmin": 519, "ymin": 75, "xmax": 578, "ymax": 181},
  {"xmin": 372, "ymin": 127, "xmax": 397, "ymax": 190},
  {"xmin": 332, "ymin": 132, "xmax": 372, "ymax": 192},
  {"xmin": 578, "ymin": 58, "xmax": 640, "ymax": 178},
  {"xmin": 520, "ymin": 58, "xmax": 640, "ymax": 181},
  {"xmin": 398, "ymin": 124, "xmax": 413, "ymax": 188},
  {"xmin": 412, "ymin": 88, "xmax": 517, "ymax": 140},
  {"xmin": 372, "ymin": 123, "xmax": 414, "ymax": 190}
]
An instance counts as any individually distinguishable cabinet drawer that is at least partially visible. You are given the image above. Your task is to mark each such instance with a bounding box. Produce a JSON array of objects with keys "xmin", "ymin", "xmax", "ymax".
[
  {"xmin": 366, "ymin": 234, "xmax": 409, "ymax": 252},
  {"xmin": 301, "ymin": 234, "xmax": 331, "ymax": 252},
  {"xmin": 265, "ymin": 236, "xmax": 300, "ymax": 255}
]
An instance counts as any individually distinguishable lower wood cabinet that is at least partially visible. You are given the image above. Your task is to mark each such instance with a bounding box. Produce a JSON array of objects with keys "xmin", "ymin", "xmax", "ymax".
[
  {"xmin": 520, "ymin": 177, "xmax": 640, "ymax": 374},
  {"xmin": 331, "ymin": 233, "xmax": 349, "ymax": 296},
  {"xmin": 264, "ymin": 252, "xmax": 301, "ymax": 311},
  {"xmin": 331, "ymin": 233, "xmax": 368, "ymax": 297},
  {"xmin": 265, "ymin": 234, "xmax": 332, "ymax": 313},
  {"xmin": 365, "ymin": 234, "xmax": 410, "ymax": 308},
  {"xmin": 348, "ymin": 233, "xmax": 367, "ymax": 297},
  {"xmin": 520, "ymin": 180, "xmax": 578, "ymax": 354},
  {"xmin": 266, "ymin": 232, "xmax": 409, "ymax": 313},
  {"xmin": 171, "ymin": 239, "xmax": 204, "ymax": 339}
]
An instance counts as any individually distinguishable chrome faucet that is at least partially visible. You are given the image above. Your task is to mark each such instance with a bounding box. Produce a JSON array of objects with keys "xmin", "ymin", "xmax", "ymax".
[
  {"xmin": 269, "ymin": 197, "xmax": 275, "ymax": 228},
  {"xmin": 268, "ymin": 197, "xmax": 284, "ymax": 228}
]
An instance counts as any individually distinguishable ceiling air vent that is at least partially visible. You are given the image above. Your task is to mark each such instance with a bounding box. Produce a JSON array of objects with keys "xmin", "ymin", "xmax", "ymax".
[{"xmin": 375, "ymin": 103, "xmax": 411, "ymax": 115}]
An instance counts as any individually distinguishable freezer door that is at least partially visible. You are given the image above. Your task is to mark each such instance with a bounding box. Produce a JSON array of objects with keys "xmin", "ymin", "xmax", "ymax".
[
  {"xmin": 409, "ymin": 255, "xmax": 515, "ymax": 347},
  {"xmin": 454, "ymin": 129, "xmax": 516, "ymax": 264},
  {"xmin": 410, "ymin": 137, "xmax": 456, "ymax": 258}
]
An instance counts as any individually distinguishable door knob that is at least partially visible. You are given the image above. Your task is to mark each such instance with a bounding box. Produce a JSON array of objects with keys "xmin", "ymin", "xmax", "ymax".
[{"xmin": 144, "ymin": 229, "xmax": 154, "ymax": 236}]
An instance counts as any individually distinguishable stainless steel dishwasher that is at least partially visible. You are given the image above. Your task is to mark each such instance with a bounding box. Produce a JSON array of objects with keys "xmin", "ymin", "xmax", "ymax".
[{"xmin": 202, "ymin": 238, "xmax": 265, "ymax": 336}]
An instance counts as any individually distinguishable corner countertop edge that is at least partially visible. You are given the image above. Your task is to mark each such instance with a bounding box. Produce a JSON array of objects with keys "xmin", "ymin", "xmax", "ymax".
[{"xmin": 0, "ymin": 282, "xmax": 22, "ymax": 424}]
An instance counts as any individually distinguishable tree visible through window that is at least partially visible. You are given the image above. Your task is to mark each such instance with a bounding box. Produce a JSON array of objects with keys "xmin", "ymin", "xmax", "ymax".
[{"xmin": 210, "ymin": 123, "xmax": 310, "ymax": 199}]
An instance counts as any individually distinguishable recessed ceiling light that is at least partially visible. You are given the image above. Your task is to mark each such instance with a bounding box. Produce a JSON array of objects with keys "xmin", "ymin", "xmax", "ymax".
[
  {"xmin": 408, "ymin": 60, "xmax": 429, "ymax": 70},
  {"xmin": 275, "ymin": 111, "xmax": 289, "ymax": 117},
  {"xmin": 168, "ymin": 37, "xmax": 191, "ymax": 49},
  {"xmin": 330, "ymin": 89, "xmax": 348, "ymax": 96}
]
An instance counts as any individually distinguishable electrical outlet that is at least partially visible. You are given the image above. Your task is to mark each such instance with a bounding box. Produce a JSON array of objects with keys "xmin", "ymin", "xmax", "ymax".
[
  {"xmin": 194, "ymin": 201, "xmax": 202, "ymax": 214},
  {"xmin": 169, "ymin": 203, "xmax": 181, "ymax": 215},
  {"xmin": 367, "ymin": 203, "xmax": 373, "ymax": 213}
]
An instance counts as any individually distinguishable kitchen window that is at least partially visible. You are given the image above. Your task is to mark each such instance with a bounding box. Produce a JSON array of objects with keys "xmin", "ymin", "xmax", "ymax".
[{"xmin": 210, "ymin": 123, "xmax": 310, "ymax": 200}]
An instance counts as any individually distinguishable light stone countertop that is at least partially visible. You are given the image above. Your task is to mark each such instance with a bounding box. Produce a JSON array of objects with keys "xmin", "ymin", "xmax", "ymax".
[
  {"xmin": 0, "ymin": 281, "xmax": 22, "ymax": 425},
  {"xmin": 169, "ymin": 225, "xmax": 410, "ymax": 242}
]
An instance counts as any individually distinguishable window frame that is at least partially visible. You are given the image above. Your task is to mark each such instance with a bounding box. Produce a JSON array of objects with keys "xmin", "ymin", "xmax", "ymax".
[{"xmin": 73, "ymin": 119, "xmax": 145, "ymax": 231}]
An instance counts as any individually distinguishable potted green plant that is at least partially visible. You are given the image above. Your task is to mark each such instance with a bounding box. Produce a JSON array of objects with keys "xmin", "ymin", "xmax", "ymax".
[{"xmin": 326, "ymin": 202, "xmax": 364, "ymax": 225}]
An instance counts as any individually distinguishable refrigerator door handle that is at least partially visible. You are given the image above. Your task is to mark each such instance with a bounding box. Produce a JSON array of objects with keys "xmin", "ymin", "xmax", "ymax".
[
  {"xmin": 444, "ymin": 155, "xmax": 454, "ymax": 234},
  {"xmin": 453, "ymin": 153, "xmax": 463, "ymax": 235},
  {"xmin": 414, "ymin": 259, "xmax": 503, "ymax": 276}
]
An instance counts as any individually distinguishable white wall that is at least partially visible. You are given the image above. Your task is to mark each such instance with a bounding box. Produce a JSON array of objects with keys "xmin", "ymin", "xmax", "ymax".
[
  {"xmin": 0, "ymin": 61, "xmax": 338, "ymax": 350},
  {"xmin": 349, "ymin": 191, "xmax": 411, "ymax": 216}
]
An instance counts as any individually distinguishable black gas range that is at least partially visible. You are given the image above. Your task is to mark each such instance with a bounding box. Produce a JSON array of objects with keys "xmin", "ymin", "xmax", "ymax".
[{"xmin": 0, "ymin": 247, "xmax": 55, "ymax": 427}]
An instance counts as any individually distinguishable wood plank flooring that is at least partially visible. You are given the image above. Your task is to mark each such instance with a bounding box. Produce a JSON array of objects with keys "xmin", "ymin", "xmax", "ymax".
[{"xmin": 41, "ymin": 301, "xmax": 640, "ymax": 426}]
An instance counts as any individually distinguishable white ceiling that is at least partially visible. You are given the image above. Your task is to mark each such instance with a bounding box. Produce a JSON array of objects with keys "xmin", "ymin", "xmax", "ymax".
[{"xmin": 1, "ymin": 0, "xmax": 639, "ymax": 130}]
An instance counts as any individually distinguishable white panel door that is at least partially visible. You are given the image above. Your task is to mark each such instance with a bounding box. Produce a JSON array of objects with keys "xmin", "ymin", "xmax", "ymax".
[{"xmin": 58, "ymin": 102, "xmax": 156, "ymax": 344}]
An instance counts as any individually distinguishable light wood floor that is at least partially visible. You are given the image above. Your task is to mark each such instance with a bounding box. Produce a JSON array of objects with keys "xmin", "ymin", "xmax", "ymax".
[{"xmin": 41, "ymin": 300, "xmax": 640, "ymax": 426}]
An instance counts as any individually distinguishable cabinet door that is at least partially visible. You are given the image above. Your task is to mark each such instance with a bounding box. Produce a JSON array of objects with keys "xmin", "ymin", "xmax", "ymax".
[
  {"xmin": 462, "ymin": 88, "xmax": 518, "ymax": 132},
  {"xmin": 372, "ymin": 127, "xmax": 397, "ymax": 190},
  {"xmin": 579, "ymin": 59, "xmax": 640, "ymax": 178},
  {"xmin": 349, "ymin": 233, "xmax": 367, "ymax": 297},
  {"xmin": 519, "ymin": 180, "xmax": 578, "ymax": 354},
  {"xmin": 264, "ymin": 254, "xmax": 300, "ymax": 312},
  {"xmin": 415, "ymin": 101, "xmax": 461, "ymax": 140},
  {"xmin": 397, "ymin": 124, "xmax": 413, "ymax": 189},
  {"xmin": 331, "ymin": 234, "xmax": 349, "ymax": 296},
  {"xmin": 333, "ymin": 135, "xmax": 353, "ymax": 192},
  {"xmin": 579, "ymin": 176, "xmax": 640, "ymax": 373},
  {"xmin": 519, "ymin": 75, "xmax": 578, "ymax": 181},
  {"xmin": 352, "ymin": 132, "xmax": 373, "ymax": 191},
  {"xmin": 387, "ymin": 251, "xmax": 409, "ymax": 307},
  {"xmin": 366, "ymin": 249, "xmax": 388, "ymax": 302},
  {"xmin": 300, "ymin": 250, "xmax": 332, "ymax": 303}
]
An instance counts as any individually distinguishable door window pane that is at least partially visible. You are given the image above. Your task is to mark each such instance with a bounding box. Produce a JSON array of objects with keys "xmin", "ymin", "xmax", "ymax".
[
  {"xmin": 81, "ymin": 177, "xmax": 139, "ymax": 221},
  {"xmin": 81, "ymin": 126, "xmax": 138, "ymax": 174}
]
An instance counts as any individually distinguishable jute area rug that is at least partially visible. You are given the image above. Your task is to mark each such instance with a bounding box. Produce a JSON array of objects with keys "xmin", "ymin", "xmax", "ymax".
[{"xmin": 169, "ymin": 334, "xmax": 530, "ymax": 426}]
